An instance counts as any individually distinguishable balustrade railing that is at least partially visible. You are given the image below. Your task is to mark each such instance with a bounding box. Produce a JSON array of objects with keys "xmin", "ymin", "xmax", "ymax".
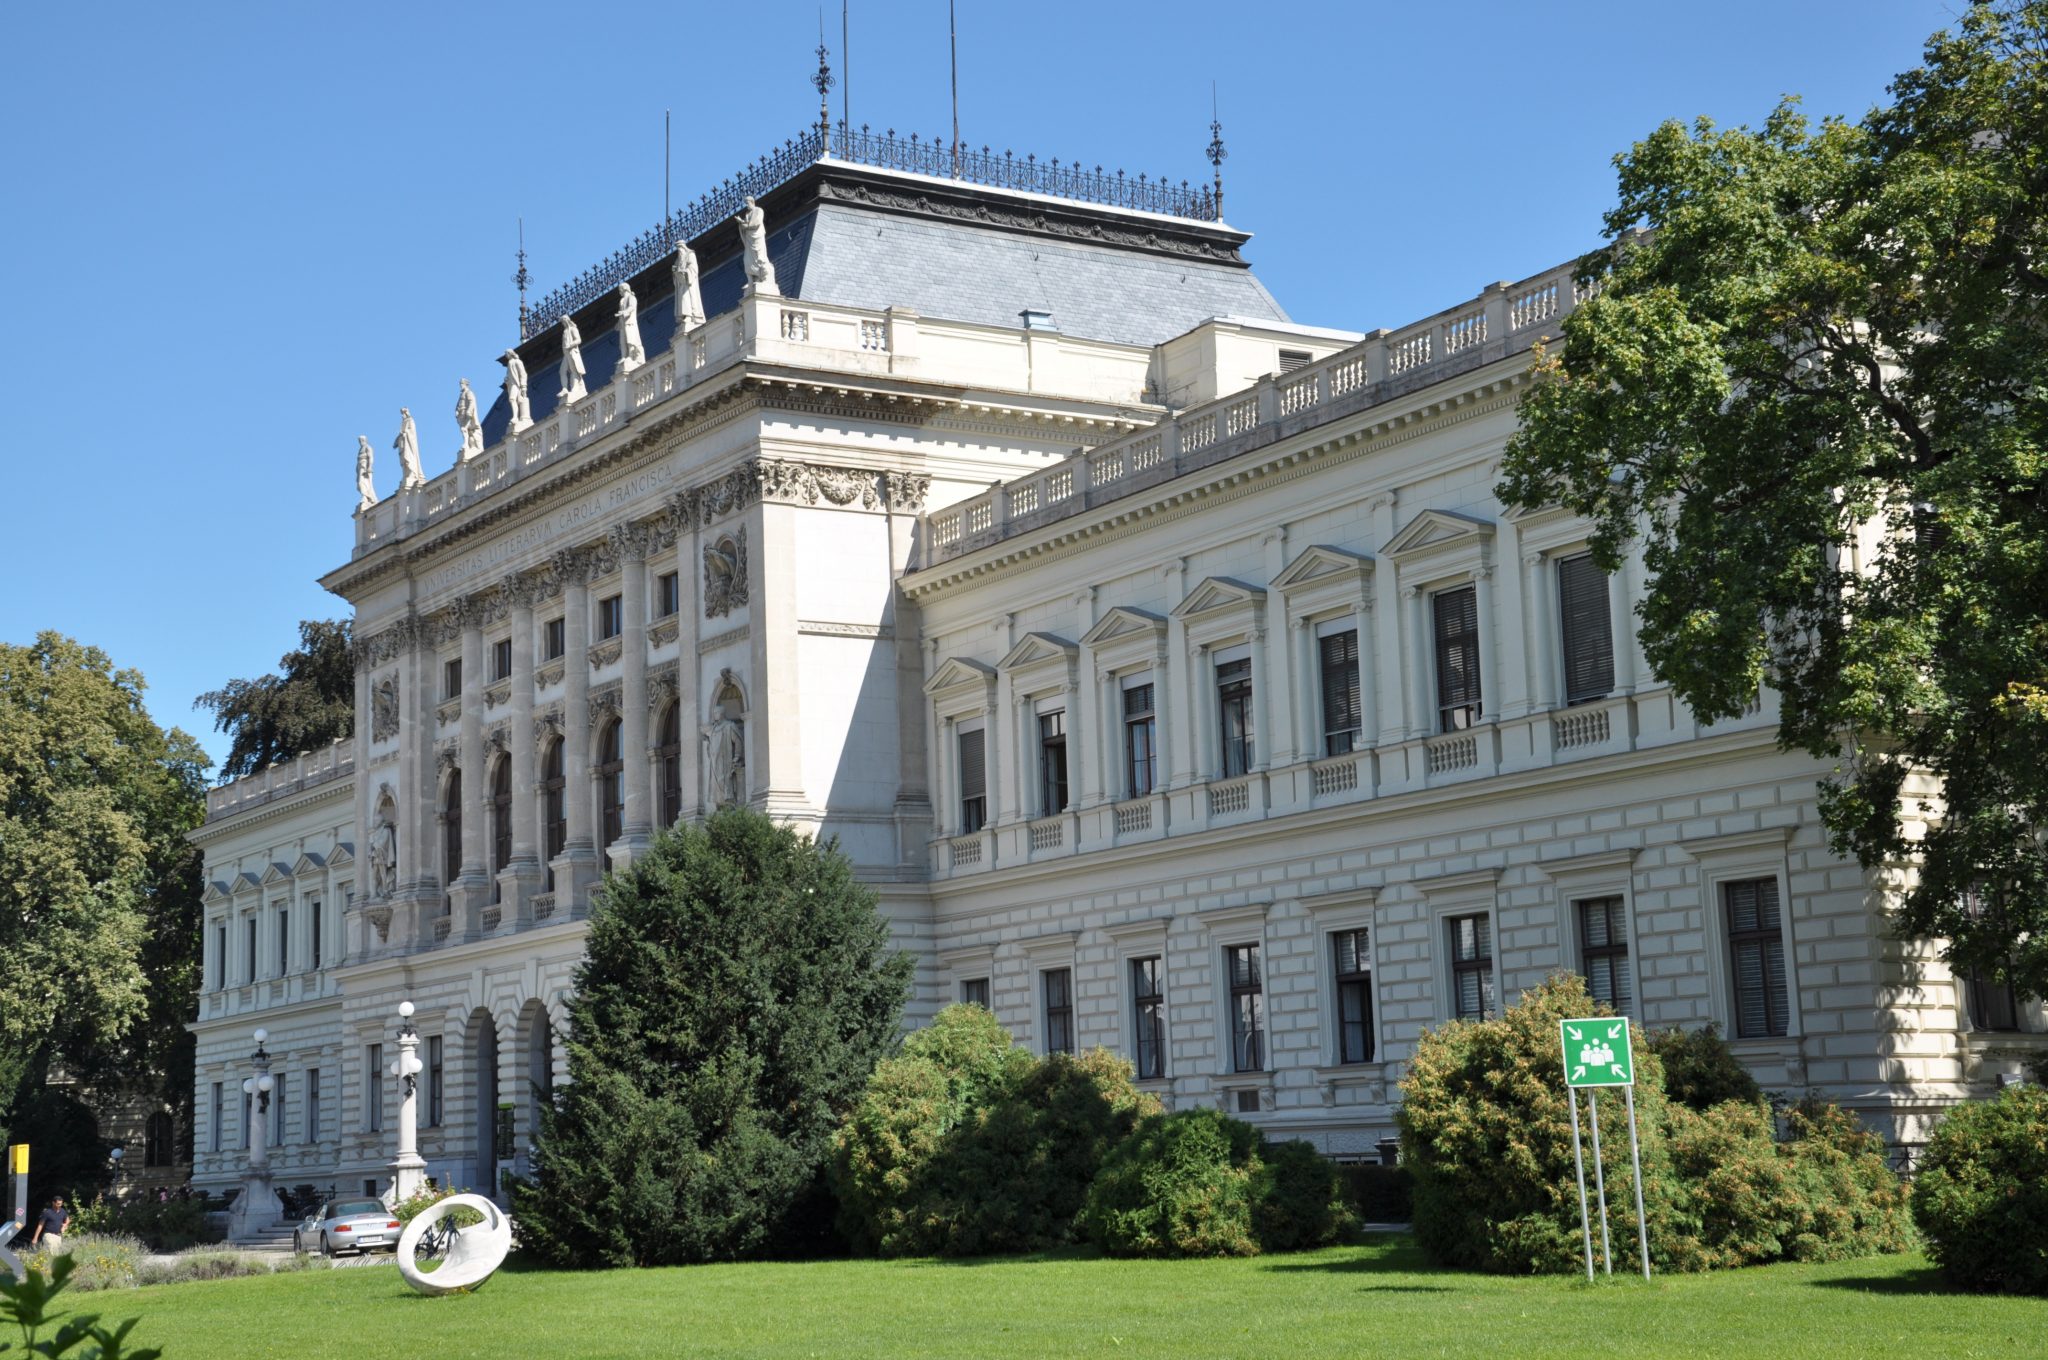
[{"xmin": 205, "ymin": 741, "xmax": 354, "ymax": 820}]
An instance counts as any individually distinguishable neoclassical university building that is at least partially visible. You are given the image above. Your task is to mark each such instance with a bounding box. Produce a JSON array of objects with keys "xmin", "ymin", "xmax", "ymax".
[{"xmin": 189, "ymin": 118, "xmax": 2043, "ymax": 1208}]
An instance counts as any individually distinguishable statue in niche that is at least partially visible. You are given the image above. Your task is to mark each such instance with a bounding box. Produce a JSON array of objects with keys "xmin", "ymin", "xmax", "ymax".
[
  {"xmin": 735, "ymin": 196, "xmax": 779, "ymax": 296},
  {"xmin": 558, "ymin": 315, "xmax": 588, "ymax": 403},
  {"xmin": 502, "ymin": 349, "xmax": 532, "ymax": 432},
  {"xmin": 356, "ymin": 436, "xmax": 378, "ymax": 510},
  {"xmin": 395, "ymin": 408, "xmax": 426, "ymax": 489},
  {"xmin": 615, "ymin": 283, "xmax": 644, "ymax": 371},
  {"xmin": 705, "ymin": 716, "xmax": 745, "ymax": 808},
  {"xmin": 455, "ymin": 378, "xmax": 484, "ymax": 461},
  {"xmin": 702, "ymin": 529, "xmax": 748, "ymax": 618},
  {"xmin": 672, "ymin": 240, "xmax": 705, "ymax": 331},
  {"xmin": 369, "ymin": 801, "xmax": 398, "ymax": 899}
]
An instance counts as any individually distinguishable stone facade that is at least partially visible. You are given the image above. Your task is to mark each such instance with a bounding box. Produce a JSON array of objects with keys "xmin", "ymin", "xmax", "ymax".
[{"xmin": 191, "ymin": 145, "xmax": 2043, "ymax": 1207}]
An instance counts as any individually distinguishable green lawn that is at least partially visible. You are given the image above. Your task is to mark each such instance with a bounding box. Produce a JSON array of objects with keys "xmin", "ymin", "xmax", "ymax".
[{"xmin": 83, "ymin": 1237, "xmax": 2043, "ymax": 1359}]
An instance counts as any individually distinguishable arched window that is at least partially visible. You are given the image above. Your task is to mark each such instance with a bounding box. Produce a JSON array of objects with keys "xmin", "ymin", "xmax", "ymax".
[
  {"xmin": 442, "ymin": 769, "xmax": 462, "ymax": 909},
  {"xmin": 144, "ymin": 1111, "xmax": 175, "ymax": 1168},
  {"xmin": 658, "ymin": 703, "xmax": 682, "ymax": 827},
  {"xmin": 489, "ymin": 756, "xmax": 512, "ymax": 903},
  {"xmin": 541, "ymin": 738, "xmax": 566, "ymax": 891},
  {"xmin": 598, "ymin": 719, "xmax": 624, "ymax": 847}
]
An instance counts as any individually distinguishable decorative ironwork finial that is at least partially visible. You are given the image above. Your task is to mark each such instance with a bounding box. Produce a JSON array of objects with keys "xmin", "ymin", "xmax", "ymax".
[
  {"xmin": 1207, "ymin": 83, "xmax": 1227, "ymax": 218},
  {"xmin": 813, "ymin": 14, "xmax": 836, "ymax": 138},
  {"xmin": 513, "ymin": 217, "xmax": 531, "ymax": 335}
]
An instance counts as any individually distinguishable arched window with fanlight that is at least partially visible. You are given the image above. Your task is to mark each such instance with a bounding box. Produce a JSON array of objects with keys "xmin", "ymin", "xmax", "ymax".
[
  {"xmin": 541, "ymin": 738, "xmax": 566, "ymax": 891},
  {"xmin": 489, "ymin": 755, "xmax": 512, "ymax": 902},
  {"xmin": 441, "ymin": 769, "xmax": 462, "ymax": 911},
  {"xmin": 598, "ymin": 718, "xmax": 624, "ymax": 847},
  {"xmin": 658, "ymin": 702, "xmax": 682, "ymax": 827}
]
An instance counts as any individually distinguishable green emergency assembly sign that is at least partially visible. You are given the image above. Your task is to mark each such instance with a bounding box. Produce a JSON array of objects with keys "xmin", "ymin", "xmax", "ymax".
[{"xmin": 1561, "ymin": 1017, "xmax": 1634, "ymax": 1088}]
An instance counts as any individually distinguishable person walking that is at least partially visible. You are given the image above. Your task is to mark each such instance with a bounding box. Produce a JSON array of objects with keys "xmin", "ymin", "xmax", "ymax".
[{"xmin": 31, "ymin": 1196, "xmax": 68, "ymax": 1255}]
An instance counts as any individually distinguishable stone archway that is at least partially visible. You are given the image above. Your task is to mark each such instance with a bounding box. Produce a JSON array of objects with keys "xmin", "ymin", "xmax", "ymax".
[{"xmin": 467, "ymin": 1008, "xmax": 499, "ymax": 1199}]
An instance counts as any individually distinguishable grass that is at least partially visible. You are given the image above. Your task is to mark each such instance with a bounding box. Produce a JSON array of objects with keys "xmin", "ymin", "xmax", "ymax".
[{"xmin": 88, "ymin": 1236, "xmax": 2044, "ymax": 1359}]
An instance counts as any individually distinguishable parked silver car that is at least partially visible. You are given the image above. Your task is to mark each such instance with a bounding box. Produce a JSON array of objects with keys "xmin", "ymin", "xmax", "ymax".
[{"xmin": 294, "ymin": 1198, "xmax": 402, "ymax": 1256}]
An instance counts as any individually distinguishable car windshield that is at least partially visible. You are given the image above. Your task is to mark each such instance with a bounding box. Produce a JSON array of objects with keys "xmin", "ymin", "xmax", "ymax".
[{"xmin": 332, "ymin": 1200, "xmax": 386, "ymax": 1218}]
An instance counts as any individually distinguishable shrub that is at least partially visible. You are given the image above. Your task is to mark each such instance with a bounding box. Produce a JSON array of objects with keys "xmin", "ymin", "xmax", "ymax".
[
  {"xmin": 1912, "ymin": 1083, "xmax": 2048, "ymax": 1293},
  {"xmin": 1080, "ymin": 1108, "xmax": 1262, "ymax": 1258},
  {"xmin": 0, "ymin": 1254, "xmax": 160, "ymax": 1359},
  {"xmin": 516, "ymin": 809, "xmax": 914, "ymax": 1268},
  {"xmin": 392, "ymin": 1185, "xmax": 484, "ymax": 1230},
  {"xmin": 1650, "ymin": 1023, "xmax": 1765, "ymax": 1112},
  {"xmin": 135, "ymin": 1249, "xmax": 274, "ymax": 1286},
  {"xmin": 1252, "ymin": 1140, "xmax": 1356, "ymax": 1252},
  {"xmin": 1340, "ymin": 1164, "xmax": 1414, "ymax": 1224},
  {"xmin": 27, "ymin": 1234, "xmax": 141, "ymax": 1292}
]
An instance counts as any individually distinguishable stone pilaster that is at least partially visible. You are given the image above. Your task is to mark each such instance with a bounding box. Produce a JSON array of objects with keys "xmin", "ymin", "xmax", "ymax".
[
  {"xmin": 451, "ymin": 607, "xmax": 489, "ymax": 935},
  {"xmin": 500, "ymin": 579, "xmax": 543, "ymax": 922},
  {"xmin": 554, "ymin": 552, "xmax": 600, "ymax": 910},
  {"xmin": 614, "ymin": 527, "xmax": 653, "ymax": 865}
]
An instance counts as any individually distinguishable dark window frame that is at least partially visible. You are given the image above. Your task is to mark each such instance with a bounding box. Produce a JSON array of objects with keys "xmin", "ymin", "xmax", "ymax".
[
  {"xmin": 541, "ymin": 738, "xmax": 566, "ymax": 888},
  {"xmin": 366, "ymin": 1043, "xmax": 384, "ymax": 1133},
  {"xmin": 245, "ymin": 916, "xmax": 257, "ymax": 984},
  {"xmin": 443, "ymin": 657, "xmax": 463, "ymax": 700},
  {"xmin": 1319, "ymin": 627, "xmax": 1362, "ymax": 756},
  {"xmin": 426, "ymin": 1034, "xmax": 445, "ymax": 1128},
  {"xmin": 1217, "ymin": 655, "xmax": 1255, "ymax": 777},
  {"xmin": 276, "ymin": 905, "xmax": 289, "ymax": 976},
  {"xmin": 657, "ymin": 703, "xmax": 683, "ymax": 826},
  {"xmin": 1131, "ymin": 956, "xmax": 1166, "ymax": 1080},
  {"xmin": 306, "ymin": 1067, "xmax": 321, "ymax": 1145},
  {"xmin": 597, "ymin": 719, "xmax": 625, "ymax": 846},
  {"xmin": 1123, "ymin": 681, "xmax": 1157, "ymax": 799},
  {"xmin": 1038, "ymin": 709, "xmax": 1069, "ymax": 815},
  {"xmin": 1557, "ymin": 553, "xmax": 1616, "ymax": 706},
  {"xmin": 442, "ymin": 769, "xmax": 462, "ymax": 903},
  {"xmin": 308, "ymin": 900, "xmax": 321, "ymax": 971},
  {"xmin": 1448, "ymin": 913, "xmax": 1495, "ymax": 1020},
  {"xmin": 1333, "ymin": 928, "xmax": 1374, "ymax": 1064},
  {"xmin": 1723, "ymin": 877, "xmax": 1790, "ymax": 1039},
  {"xmin": 491, "ymin": 637, "xmax": 513, "ymax": 682},
  {"xmin": 957, "ymin": 726, "xmax": 987, "ymax": 833},
  {"xmin": 543, "ymin": 617, "xmax": 566, "ymax": 661},
  {"xmin": 1043, "ymin": 967, "xmax": 1074, "ymax": 1055},
  {"xmin": 1226, "ymin": 943, "xmax": 1265, "ymax": 1072},
  {"xmin": 657, "ymin": 571, "xmax": 681, "ymax": 618},
  {"xmin": 1433, "ymin": 584, "xmax": 1483, "ymax": 732},
  {"xmin": 1577, "ymin": 896, "xmax": 1633, "ymax": 1015},
  {"xmin": 489, "ymin": 756, "xmax": 513, "ymax": 900},
  {"xmin": 597, "ymin": 594, "xmax": 624, "ymax": 641},
  {"xmin": 960, "ymin": 977, "xmax": 990, "ymax": 1009}
]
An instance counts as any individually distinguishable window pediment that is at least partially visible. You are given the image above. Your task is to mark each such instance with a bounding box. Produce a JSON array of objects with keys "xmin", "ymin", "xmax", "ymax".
[
  {"xmin": 924, "ymin": 656, "xmax": 998, "ymax": 698},
  {"xmin": 1272, "ymin": 545, "xmax": 1374, "ymax": 593},
  {"xmin": 328, "ymin": 841, "xmax": 355, "ymax": 866},
  {"xmin": 1080, "ymin": 606, "xmax": 1168, "ymax": 648},
  {"xmin": 204, "ymin": 879, "xmax": 235, "ymax": 904},
  {"xmin": 1171, "ymin": 576, "xmax": 1263, "ymax": 621},
  {"xmin": 1383, "ymin": 509, "xmax": 1495, "ymax": 563},
  {"xmin": 260, "ymin": 861, "xmax": 293, "ymax": 887},
  {"xmin": 998, "ymin": 631, "xmax": 1079, "ymax": 674},
  {"xmin": 291, "ymin": 851, "xmax": 327, "ymax": 877}
]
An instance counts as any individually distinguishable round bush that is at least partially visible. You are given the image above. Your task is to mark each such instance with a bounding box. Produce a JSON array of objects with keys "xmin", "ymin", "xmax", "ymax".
[
  {"xmin": 1911, "ymin": 1083, "xmax": 2048, "ymax": 1293},
  {"xmin": 1649, "ymin": 1023, "xmax": 1765, "ymax": 1112},
  {"xmin": 1252, "ymin": 1139, "xmax": 1356, "ymax": 1252},
  {"xmin": 1081, "ymin": 1108, "xmax": 1261, "ymax": 1258}
]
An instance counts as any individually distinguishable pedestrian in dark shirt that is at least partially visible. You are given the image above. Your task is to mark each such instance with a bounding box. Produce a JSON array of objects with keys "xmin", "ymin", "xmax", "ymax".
[{"xmin": 31, "ymin": 1196, "xmax": 68, "ymax": 1255}]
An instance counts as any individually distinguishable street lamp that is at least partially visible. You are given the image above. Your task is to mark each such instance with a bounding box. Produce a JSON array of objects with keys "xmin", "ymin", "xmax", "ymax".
[
  {"xmin": 108, "ymin": 1145, "xmax": 124, "ymax": 1196},
  {"xmin": 228, "ymin": 1027, "xmax": 275, "ymax": 1241},
  {"xmin": 387, "ymin": 1000, "xmax": 427, "ymax": 1204}
]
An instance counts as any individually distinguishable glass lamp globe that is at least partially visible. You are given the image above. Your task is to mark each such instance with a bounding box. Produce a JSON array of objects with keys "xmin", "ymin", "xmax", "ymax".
[
  {"xmin": 242, "ymin": 1078, "xmax": 255, "ymax": 1095},
  {"xmin": 256, "ymin": 1074, "xmax": 274, "ymax": 1093},
  {"xmin": 253, "ymin": 1027, "xmax": 269, "ymax": 1044},
  {"xmin": 404, "ymin": 1053, "xmax": 424, "ymax": 1077},
  {"xmin": 398, "ymin": 1000, "xmax": 415, "ymax": 1019}
]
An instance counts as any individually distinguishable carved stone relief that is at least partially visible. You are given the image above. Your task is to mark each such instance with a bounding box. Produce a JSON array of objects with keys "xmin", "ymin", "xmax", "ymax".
[
  {"xmin": 704, "ymin": 529, "xmax": 749, "ymax": 618},
  {"xmin": 371, "ymin": 676, "xmax": 400, "ymax": 741}
]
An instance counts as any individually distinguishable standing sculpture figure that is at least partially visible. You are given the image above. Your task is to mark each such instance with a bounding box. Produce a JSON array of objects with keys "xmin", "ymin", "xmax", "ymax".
[
  {"xmin": 615, "ymin": 283, "xmax": 644, "ymax": 371},
  {"xmin": 370, "ymin": 811, "xmax": 398, "ymax": 899},
  {"xmin": 558, "ymin": 315, "xmax": 587, "ymax": 403},
  {"xmin": 672, "ymin": 239, "xmax": 705, "ymax": 331},
  {"xmin": 455, "ymin": 378, "xmax": 484, "ymax": 461},
  {"xmin": 735, "ymin": 196, "xmax": 779, "ymax": 296},
  {"xmin": 705, "ymin": 717, "xmax": 745, "ymax": 807},
  {"xmin": 356, "ymin": 436, "xmax": 378, "ymax": 509},
  {"xmin": 502, "ymin": 348, "xmax": 532, "ymax": 432},
  {"xmin": 395, "ymin": 408, "xmax": 426, "ymax": 490}
]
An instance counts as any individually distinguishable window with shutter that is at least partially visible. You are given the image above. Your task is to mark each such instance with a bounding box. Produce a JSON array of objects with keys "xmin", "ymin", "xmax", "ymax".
[
  {"xmin": 957, "ymin": 727, "xmax": 987, "ymax": 832},
  {"xmin": 1333, "ymin": 929, "xmax": 1374, "ymax": 1063},
  {"xmin": 1043, "ymin": 968, "xmax": 1074, "ymax": 1054},
  {"xmin": 1448, "ymin": 914, "xmax": 1494, "ymax": 1019},
  {"xmin": 1123, "ymin": 682, "xmax": 1157, "ymax": 798},
  {"xmin": 1226, "ymin": 944, "xmax": 1265, "ymax": 1072},
  {"xmin": 1217, "ymin": 657, "xmax": 1254, "ymax": 777},
  {"xmin": 1723, "ymin": 878, "xmax": 1789, "ymax": 1038},
  {"xmin": 1557, "ymin": 553, "xmax": 1616, "ymax": 705},
  {"xmin": 1319, "ymin": 629, "xmax": 1361, "ymax": 755},
  {"xmin": 1433, "ymin": 586, "xmax": 1482, "ymax": 731},
  {"xmin": 1577, "ymin": 896, "xmax": 1632, "ymax": 1015},
  {"xmin": 1131, "ymin": 957, "xmax": 1166, "ymax": 1079}
]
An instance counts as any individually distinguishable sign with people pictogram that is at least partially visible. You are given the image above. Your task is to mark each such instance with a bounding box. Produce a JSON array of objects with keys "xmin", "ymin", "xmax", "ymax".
[{"xmin": 1561, "ymin": 1017, "xmax": 1634, "ymax": 1088}]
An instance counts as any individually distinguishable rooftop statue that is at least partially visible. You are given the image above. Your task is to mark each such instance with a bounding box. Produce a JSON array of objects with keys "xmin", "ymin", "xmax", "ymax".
[
  {"xmin": 503, "ymin": 348, "xmax": 533, "ymax": 433},
  {"xmin": 673, "ymin": 239, "xmax": 705, "ymax": 332},
  {"xmin": 456, "ymin": 378, "xmax": 484, "ymax": 461},
  {"xmin": 616, "ymin": 283, "xmax": 644, "ymax": 372},
  {"xmin": 558, "ymin": 315, "xmax": 588, "ymax": 403},
  {"xmin": 736, "ymin": 196, "xmax": 779, "ymax": 297},
  {"xmin": 356, "ymin": 435, "xmax": 377, "ymax": 510},
  {"xmin": 395, "ymin": 407, "xmax": 426, "ymax": 490}
]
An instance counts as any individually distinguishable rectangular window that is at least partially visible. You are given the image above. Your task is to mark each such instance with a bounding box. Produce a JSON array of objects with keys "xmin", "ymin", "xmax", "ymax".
[
  {"xmin": 1226, "ymin": 944, "xmax": 1265, "ymax": 1072},
  {"xmin": 658, "ymin": 571, "xmax": 680, "ymax": 618},
  {"xmin": 245, "ymin": 917, "xmax": 257, "ymax": 984},
  {"xmin": 1278, "ymin": 347, "xmax": 1313, "ymax": 373},
  {"xmin": 1578, "ymin": 896, "xmax": 1633, "ymax": 1015},
  {"xmin": 306, "ymin": 1068, "xmax": 321, "ymax": 1145},
  {"xmin": 1319, "ymin": 628, "xmax": 1362, "ymax": 756},
  {"xmin": 1131, "ymin": 956, "xmax": 1166, "ymax": 1080},
  {"xmin": 956, "ymin": 727, "xmax": 987, "ymax": 833},
  {"xmin": 241, "ymin": 1092, "xmax": 251, "ymax": 1151},
  {"xmin": 210, "ymin": 1081, "xmax": 223, "ymax": 1153},
  {"xmin": 1123, "ymin": 681, "xmax": 1157, "ymax": 799},
  {"xmin": 214, "ymin": 924, "xmax": 226, "ymax": 990},
  {"xmin": 1433, "ymin": 585, "xmax": 1482, "ymax": 732},
  {"xmin": 1043, "ymin": 968, "xmax": 1074, "ymax": 1055},
  {"xmin": 1966, "ymin": 970, "xmax": 2021, "ymax": 1031},
  {"xmin": 1448, "ymin": 914, "xmax": 1495, "ymax": 1020},
  {"xmin": 272, "ymin": 1071, "xmax": 287, "ymax": 1146},
  {"xmin": 1217, "ymin": 656, "xmax": 1255, "ymax": 777},
  {"xmin": 276, "ymin": 906, "xmax": 289, "ymax": 976},
  {"xmin": 443, "ymin": 657, "xmax": 463, "ymax": 699},
  {"xmin": 366, "ymin": 1043, "xmax": 384, "ymax": 1133},
  {"xmin": 427, "ymin": 1035, "xmax": 445, "ymax": 1127},
  {"xmin": 1724, "ymin": 878, "xmax": 1790, "ymax": 1038},
  {"xmin": 598, "ymin": 594, "xmax": 624, "ymax": 640},
  {"xmin": 309, "ymin": 900, "xmax": 322, "ymax": 970},
  {"xmin": 1558, "ymin": 553, "xmax": 1615, "ymax": 705},
  {"xmin": 1038, "ymin": 710, "xmax": 1069, "ymax": 815},
  {"xmin": 961, "ymin": 977, "xmax": 990, "ymax": 1009},
  {"xmin": 543, "ymin": 617, "xmax": 566, "ymax": 661},
  {"xmin": 1333, "ymin": 929, "xmax": 1374, "ymax": 1064},
  {"xmin": 492, "ymin": 637, "xmax": 513, "ymax": 682}
]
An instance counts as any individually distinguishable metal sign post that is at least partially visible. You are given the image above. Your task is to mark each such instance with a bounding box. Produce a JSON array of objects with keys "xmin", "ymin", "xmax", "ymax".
[{"xmin": 1561, "ymin": 1018, "xmax": 1652, "ymax": 1283}]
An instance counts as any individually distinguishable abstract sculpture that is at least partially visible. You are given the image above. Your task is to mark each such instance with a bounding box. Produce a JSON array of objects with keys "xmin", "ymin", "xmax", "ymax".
[{"xmin": 395, "ymin": 1194, "xmax": 513, "ymax": 1296}]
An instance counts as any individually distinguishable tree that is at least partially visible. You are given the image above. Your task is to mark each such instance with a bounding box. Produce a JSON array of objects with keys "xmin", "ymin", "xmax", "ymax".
[
  {"xmin": 195, "ymin": 618, "xmax": 353, "ymax": 782},
  {"xmin": 1500, "ymin": 1, "xmax": 2048, "ymax": 998},
  {"xmin": 515, "ymin": 808, "xmax": 913, "ymax": 1267},
  {"xmin": 0, "ymin": 633, "xmax": 209, "ymax": 1136}
]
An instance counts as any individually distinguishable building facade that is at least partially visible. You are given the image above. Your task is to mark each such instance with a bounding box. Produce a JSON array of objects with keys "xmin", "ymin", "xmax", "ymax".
[{"xmin": 190, "ymin": 124, "xmax": 2043, "ymax": 1208}]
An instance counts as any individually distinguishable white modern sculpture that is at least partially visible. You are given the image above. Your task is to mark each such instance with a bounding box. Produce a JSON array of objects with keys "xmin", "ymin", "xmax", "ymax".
[
  {"xmin": 0, "ymin": 1240, "xmax": 23, "ymax": 1283},
  {"xmin": 395, "ymin": 1194, "xmax": 513, "ymax": 1296}
]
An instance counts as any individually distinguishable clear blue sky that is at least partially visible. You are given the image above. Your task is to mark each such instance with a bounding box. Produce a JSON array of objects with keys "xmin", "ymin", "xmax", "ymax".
[{"xmin": 0, "ymin": 0, "xmax": 1957, "ymax": 772}]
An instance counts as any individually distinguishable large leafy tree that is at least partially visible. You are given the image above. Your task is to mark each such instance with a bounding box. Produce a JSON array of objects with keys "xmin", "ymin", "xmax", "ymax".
[
  {"xmin": 1500, "ymin": 1, "xmax": 2048, "ymax": 997},
  {"xmin": 517, "ymin": 808, "xmax": 914, "ymax": 1267},
  {"xmin": 0, "ymin": 633, "xmax": 209, "ymax": 1141},
  {"xmin": 195, "ymin": 618, "xmax": 354, "ymax": 782}
]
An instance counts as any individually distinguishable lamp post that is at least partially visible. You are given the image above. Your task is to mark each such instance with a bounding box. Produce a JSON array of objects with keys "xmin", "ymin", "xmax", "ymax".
[
  {"xmin": 107, "ymin": 1145, "xmax": 124, "ymax": 1201},
  {"xmin": 387, "ymin": 1001, "xmax": 426, "ymax": 1205},
  {"xmin": 227, "ymin": 1028, "xmax": 274, "ymax": 1241}
]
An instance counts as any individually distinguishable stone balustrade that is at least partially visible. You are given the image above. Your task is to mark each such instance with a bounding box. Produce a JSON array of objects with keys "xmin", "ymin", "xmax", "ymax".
[{"xmin": 204, "ymin": 740, "xmax": 354, "ymax": 821}]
